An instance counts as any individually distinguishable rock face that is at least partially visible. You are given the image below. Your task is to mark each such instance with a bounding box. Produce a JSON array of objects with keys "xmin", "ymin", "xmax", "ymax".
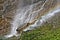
[
  {"xmin": 0, "ymin": 0, "xmax": 18, "ymax": 36},
  {"xmin": 0, "ymin": 0, "xmax": 17, "ymax": 15}
]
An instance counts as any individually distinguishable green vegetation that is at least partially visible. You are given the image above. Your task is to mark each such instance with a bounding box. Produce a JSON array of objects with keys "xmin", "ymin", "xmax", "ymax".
[{"xmin": 20, "ymin": 23, "xmax": 60, "ymax": 40}]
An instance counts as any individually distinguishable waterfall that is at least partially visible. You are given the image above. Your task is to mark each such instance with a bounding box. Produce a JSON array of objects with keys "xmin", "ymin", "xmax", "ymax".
[
  {"xmin": 24, "ymin": 7, "xmax": 60, "ymax": 31},
  {"xmin": 4, "ymin": 0, "xmax": 60, "ymax": 38}
]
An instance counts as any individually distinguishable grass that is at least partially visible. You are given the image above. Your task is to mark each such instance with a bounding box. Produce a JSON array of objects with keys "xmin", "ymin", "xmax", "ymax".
[{"xmin": 20, "ymin": 22, "xmax": 60, "ymax": 40}]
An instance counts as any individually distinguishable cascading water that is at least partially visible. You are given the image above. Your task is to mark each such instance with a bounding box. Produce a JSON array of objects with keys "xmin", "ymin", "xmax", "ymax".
[
  {"xmin": 4, "ymin": 0, "xmax": 60, "ymax": 38},
  {"xmin": 24, "ymin": 7, "xmax": 60, "ymax": 31}
]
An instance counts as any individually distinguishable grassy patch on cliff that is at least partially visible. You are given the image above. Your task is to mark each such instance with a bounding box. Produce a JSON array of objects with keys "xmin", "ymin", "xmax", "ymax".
[{"xmin": 20, "ymin": 23, "xmax": 60, "ymax": 40}]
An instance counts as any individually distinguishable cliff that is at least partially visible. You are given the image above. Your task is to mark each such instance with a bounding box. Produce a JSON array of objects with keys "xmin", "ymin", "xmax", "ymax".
[{"xmin": 0, "ymin": 0, "xmax": 18, "ymax": 36}]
